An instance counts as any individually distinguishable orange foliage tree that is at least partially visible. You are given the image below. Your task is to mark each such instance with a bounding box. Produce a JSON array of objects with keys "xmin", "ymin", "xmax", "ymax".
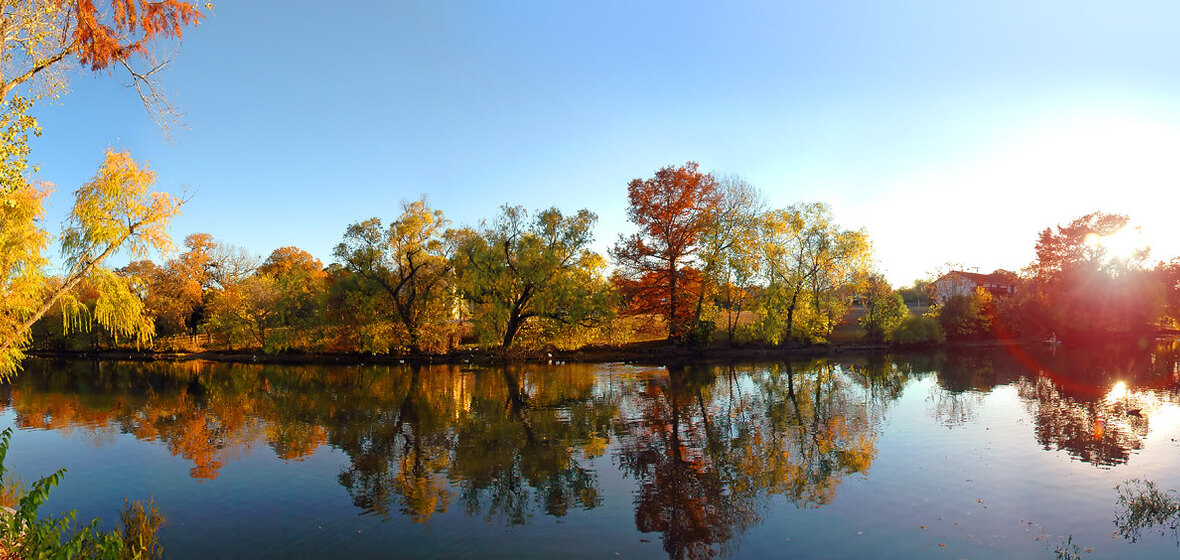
[
  {"xmin": 0, "ymin": 1, "xmax": 206, "ymax": 124},
  {"xmin": 610, "ymin": 162, "xmax": 721, "ymax": 342},
  {"xmin": 1018, "ymin": 212, "xmax": 1161, "ymax": 338}
]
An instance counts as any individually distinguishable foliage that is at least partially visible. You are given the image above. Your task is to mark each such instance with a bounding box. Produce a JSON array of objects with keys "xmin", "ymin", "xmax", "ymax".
[
  {"xmin": 334, "ymin": 197, "xmax": 456, "ymax": 353},
  {"xmin": 0, "ymin": 428, "xmax": 124, "ymax": 558},
  {"xmin": 203, "ymin": 247, "xmax": 328, "ymax": 353},
  {"xmin": 1019, "ymin": 212, "xmax": 1162, "ymax": 338},
  {"xmin": 610, "ymin": 162, "xmax": 721, "ymax": 342},
  {"xmin": 0, "ymin": 0, "xmax": 203, "ymax": 375},
  {"xmin": 698, "ymin": 176, "xmax": 764, "ymax": 345},
  {"xmin": 454, "ymin": 205, "xmax": 612, "ymax": 350},
  {"xmin": 756, "ymin": 203, "xmax": 871, "ymax": 344},
  {"xmin": 859, "ymin": 274, "xmax": 907, "ymax": 343},
  {"xmin": 257, "ymin": 247, "xmax": 328, "ymax": 352},
  {"xmin": 2, "ymin": 150, "xmax": 180, "ymax": 377},
  {"xmin": 936, "ymin": 289, "xmax": 993, "ymax": 340},
  {"xmin": 0, "ymin": 98, "xmax": 48, "ymax": 373},
  {"xmin": 44, "ymin": 268, "xmax": 156, "ymax": 350},
  {"xmin": 891, "ymin": 315, "xmax": 945, "ymax": 345},
  {"xmin": 0, "ymin": 1, "xmax": 208, "ymax": 128},
  {"xmin": 205, "ymin": 274, "xmax": 278, "ymax": 349},
  {"xmin": 324, "ymin": 267, "xmax": 403, "ymax": 354},
  {"xmin": 1114, "ymin": 478, "xmax": 1180, "ymax": 544}
]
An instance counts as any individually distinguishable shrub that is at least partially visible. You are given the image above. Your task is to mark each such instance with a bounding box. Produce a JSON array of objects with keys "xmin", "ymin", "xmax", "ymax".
[
  {"xmin": 0, "ymin": 428, "xmax": 166, "ymax": 560},
  {"xmin": 892, "ymin": 315, "xmax": 945, "ymax": 345}
]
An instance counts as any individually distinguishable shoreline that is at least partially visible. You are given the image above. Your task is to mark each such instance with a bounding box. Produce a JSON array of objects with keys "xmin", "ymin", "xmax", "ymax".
[{"xmin": 25, "ymin": 339, "xmax": 1044, "ymax": 368}]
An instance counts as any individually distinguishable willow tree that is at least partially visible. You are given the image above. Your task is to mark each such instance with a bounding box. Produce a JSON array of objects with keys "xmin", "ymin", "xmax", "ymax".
[
  {"xmin": 455, "ymin": 206, "xmax": 610, "ymax": 350},
  {"xmin": 1, "ymin": 150, "xmax": 181, "ymax": 374},
  {"xmin": 0, "ymin": 2, "xmax": 205, "ymax": 375},
  {"xmin": 334, "ymin": 198, "xmax": 456, "ymax": 354}
]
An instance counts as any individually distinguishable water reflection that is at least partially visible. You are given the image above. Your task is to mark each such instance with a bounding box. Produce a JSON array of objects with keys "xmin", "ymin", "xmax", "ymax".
[
  {"xmin": 921, "ymin": 342, "xmax": 1180, "ymax": 468},
  {"xmin": 3, "ymin": 342, "xmax": 1180, "ymax": 557}
]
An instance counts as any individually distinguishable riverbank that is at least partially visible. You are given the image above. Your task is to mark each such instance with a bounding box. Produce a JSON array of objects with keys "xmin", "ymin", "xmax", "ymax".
[{"xmin": 26, "ymin": 338, "xmax": 1044, "ymax": 367}]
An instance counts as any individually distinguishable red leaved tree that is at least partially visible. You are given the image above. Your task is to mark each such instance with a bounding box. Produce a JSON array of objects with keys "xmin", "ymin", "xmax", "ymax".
[{"xmin": 610, "ymin": 162, "xmax": 720, "ymax": 342}]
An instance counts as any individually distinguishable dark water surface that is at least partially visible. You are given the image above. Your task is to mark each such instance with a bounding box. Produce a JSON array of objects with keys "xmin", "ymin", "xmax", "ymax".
[{"xmin": 4, "ymin": 343, "xmax": 1180, "ymax": 558}]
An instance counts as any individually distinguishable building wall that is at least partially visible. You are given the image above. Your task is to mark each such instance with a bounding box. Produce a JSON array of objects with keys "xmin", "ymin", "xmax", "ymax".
[{"xmin": 932, "ymin": 275, "xmax": 977, "ymax": 304}]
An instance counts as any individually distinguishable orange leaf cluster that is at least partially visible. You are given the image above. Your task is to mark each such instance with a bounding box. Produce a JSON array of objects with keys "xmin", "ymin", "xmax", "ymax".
[
  {"xmin": 65, "ymin": 0, "xmax": 205, "ymax": 70},
  {"xmin": 611, "ymin": 162, "xmax": 720, "ymax": 340}
]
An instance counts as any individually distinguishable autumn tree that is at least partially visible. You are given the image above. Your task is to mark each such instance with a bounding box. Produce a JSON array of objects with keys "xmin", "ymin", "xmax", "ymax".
[
  {"xmin": 758, "ymin": 203, "xmax": 871, "ymax": 344},
  {"xmin": 1020, "ymin": 212, "xmax": 1161, "ymax": 338},
  {"xmin": 258, "ymin": 246, "xmax": 328, "ymax": 350},
  {"xmin": 697, "ymin": 176, "xmax": 765, "ymax": 345},
  {"xmin": 859, "ymin": 274, "xmax": 907, "ymax": 343},
  {"xmin": 207, "ymin": 246, "xmax": 328, "ymax": 352},
  {"xmin": 1, "ymin": 150, "xmax": 180, "ymax": 373},
  {"xmin": 610, "ymin": 162, "xmax": 721, "ymax": 342},
  {"xmin": 0, "ymin": 1, "xmax": 206, "ymax": 127},
  {"xmin": 1030, "ymin": 212, "xmax": 1138, "ymax": 282},
  {"xmin": 334, "ymin": 197, "xmax": 456, "ymax": 354},
  {"xmin": 131, "ymin": 233, "xmax": 218, "ymax": 336},
  {"xmin": 205, "ymin": 274, "xmax": 280, "ymax": 349},
  {"xmin": 454, "ymin": 205, "xmax": 611, "ymax": 350},
  {"xmin": 937, "ymin": 289, "xmax": 994, "ymax": 339},
  {"xmin": 0, "ymin": 2, "xmax": 205, "ymax": 375}
]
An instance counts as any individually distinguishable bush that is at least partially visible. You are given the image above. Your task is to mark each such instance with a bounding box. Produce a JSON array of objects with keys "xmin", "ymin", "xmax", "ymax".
[
  {"xmin": 892, "ymin": 315, "xmax": 945, "ymax": 345},
  {"xmin": 860, "ymin": 293, "xmax": 907, "ymax": 343},
  {"xmin": 936, "ymin": 290, "xmax": 993, "ymax": 339},
  {"xmin": 0, "ymin": 428, "xmax": 166, "ymax": 559}
]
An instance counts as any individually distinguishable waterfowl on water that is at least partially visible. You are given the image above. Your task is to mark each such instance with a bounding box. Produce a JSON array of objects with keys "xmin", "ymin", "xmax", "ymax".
[{"xmin": 1127, "ymin": 408, "xmax": 1143, "ymax": 417}]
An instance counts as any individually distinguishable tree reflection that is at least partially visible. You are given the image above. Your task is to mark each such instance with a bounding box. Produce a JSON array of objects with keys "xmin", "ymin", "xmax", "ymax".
[
  {"xmin": 401, "ymin": 365, "xmax": 614, "ymax": 525},
  {"xmin": 926, "ymin": 343, "xmax": 1180, "ymax": 468},
  {"xmin": 3, "ymin": 357, "xmax": 900, "ymax": 558},
  {"xmin": 751, "ymin": 361, "xmax": 881, "ymax": 508},
  {"xmin": 616, "ymin": 366, "xmax": 758, "ymax": 560},
  {"xmin": 615, "ymin": 361, "xmax": 887, "ymax": 559},
  {"xmin": 330, "ymin": 365, "xmax": 457, "ymax": 521}
]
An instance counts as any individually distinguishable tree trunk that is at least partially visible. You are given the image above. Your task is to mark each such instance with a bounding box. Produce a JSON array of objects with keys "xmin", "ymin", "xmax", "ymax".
[
  {"xmin": 785, "ymin": 288, "xmax": 799, "ymax": 345},
  {"xmin": 502, "ymin": 312, "xmax": 524, "ymax": 350},
  {"xmin": 668, "ymin": 264, "xmax": 679, "ymax": 341}
]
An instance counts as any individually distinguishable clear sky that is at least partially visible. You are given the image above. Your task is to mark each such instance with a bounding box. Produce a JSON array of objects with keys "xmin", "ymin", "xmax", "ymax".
[{"xmin": 30, "ymin": 0, "xmax": 1180, "ymax": 285}]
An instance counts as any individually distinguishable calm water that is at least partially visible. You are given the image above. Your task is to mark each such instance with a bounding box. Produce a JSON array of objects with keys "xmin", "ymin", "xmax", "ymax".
[{"xmin": 4, "ymin": 343, "xmax": 1180, "ymax": 559}]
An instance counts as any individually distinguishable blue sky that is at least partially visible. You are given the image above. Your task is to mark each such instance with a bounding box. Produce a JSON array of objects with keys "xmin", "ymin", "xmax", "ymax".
[{"xmin": 31, "ymin": 1, "xmax": 1180, "ymax": 285}]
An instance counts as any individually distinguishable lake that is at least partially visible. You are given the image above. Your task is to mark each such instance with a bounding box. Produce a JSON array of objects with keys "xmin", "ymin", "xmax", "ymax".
[{"xmin": 3, "ymin": 342, "xmax": 1180, "ymax": 558}]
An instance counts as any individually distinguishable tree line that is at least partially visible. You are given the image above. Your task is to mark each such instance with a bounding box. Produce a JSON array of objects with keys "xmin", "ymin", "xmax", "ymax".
[
  {"xmin": 27, "ymin": 157, "xmax": 1180, "ymax": 361},
  {"xmin": 26, "ymin": 161, "xmax": 880, "ymax": 357},
  {"xmin": 919, "ymin": 212, "xmax": 1180, "ymax": 345}
]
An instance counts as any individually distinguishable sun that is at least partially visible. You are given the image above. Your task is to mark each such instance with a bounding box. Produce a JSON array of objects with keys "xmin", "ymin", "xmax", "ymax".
[{"xmin": 1085, "ymin": 226, "xmax": 1149, "ymax": 264}]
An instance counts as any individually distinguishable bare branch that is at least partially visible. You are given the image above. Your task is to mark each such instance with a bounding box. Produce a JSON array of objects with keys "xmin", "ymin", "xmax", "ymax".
[{"xmin": 119, "ymin": 57, "xmax": 187, "ymax": 136}]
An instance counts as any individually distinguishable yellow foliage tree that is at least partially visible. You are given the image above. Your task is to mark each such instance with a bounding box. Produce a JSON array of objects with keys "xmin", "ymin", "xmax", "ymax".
[
  {"xmin": 1, "ymin": 150, "xmax": 181, "ymax": 376},
  {"xmin": 0, "ymin": 2, "xmax": 205, "ymax": 376}
]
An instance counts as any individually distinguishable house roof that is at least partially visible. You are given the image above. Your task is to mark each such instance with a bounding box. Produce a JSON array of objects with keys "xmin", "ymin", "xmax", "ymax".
[{"xmin": 940, "ymin": 270, "xmax": 1016, "ymax": 286}]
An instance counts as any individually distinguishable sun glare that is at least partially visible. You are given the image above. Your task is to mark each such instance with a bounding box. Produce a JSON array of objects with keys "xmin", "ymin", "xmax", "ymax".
[
  {"xmin": 1085, "ymin": 226, "xmax": 1147, "ymax": 263},
  {"xmin": 1104, "ymin": 381, "xmax": 1128, "ymax": 403}
]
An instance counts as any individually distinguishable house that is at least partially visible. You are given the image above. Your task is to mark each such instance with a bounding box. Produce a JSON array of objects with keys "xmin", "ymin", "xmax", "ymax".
[{"xmin": 931, "ymin": 270, "xmax": 1018, "ymax": 304}]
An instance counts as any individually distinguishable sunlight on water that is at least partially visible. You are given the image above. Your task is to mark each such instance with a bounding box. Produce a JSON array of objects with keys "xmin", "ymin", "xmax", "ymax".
[{"xmin": 1105, "ymin": 380, "xmax": 1128, "ymax": 403}]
